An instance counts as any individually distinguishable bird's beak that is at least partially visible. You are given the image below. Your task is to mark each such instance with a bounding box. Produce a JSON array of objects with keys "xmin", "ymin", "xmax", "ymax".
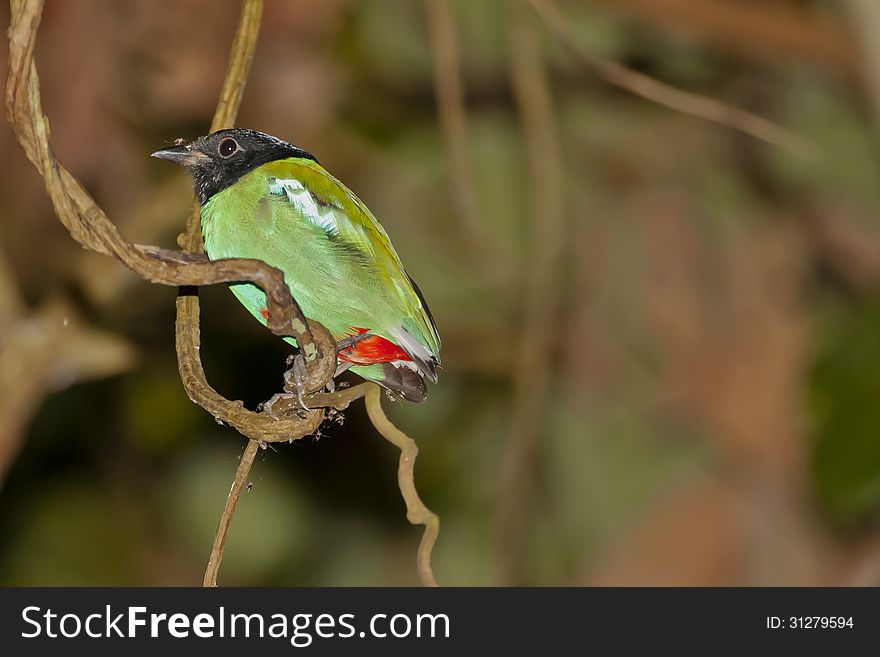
[{"xmin": 150, "ymin": 144, "xmax": 193, "ymax": 165}]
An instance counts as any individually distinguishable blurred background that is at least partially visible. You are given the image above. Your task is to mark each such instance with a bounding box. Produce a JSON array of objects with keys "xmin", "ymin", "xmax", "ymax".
[{"xmin": 2, "ymin": 0, "xmax": 880, "ymax": 586}]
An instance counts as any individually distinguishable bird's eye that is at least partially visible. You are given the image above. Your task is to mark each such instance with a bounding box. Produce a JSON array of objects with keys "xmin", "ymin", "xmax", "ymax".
[{"xmin": 218, "ymin": 137, "xmax": 239, "ymax": 158}]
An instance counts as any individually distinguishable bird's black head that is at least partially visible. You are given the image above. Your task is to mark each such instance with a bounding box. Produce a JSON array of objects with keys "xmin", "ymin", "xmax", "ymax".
[{"xmin": 151, "ymin": 128, "xmax": 316, "ymax": 204}]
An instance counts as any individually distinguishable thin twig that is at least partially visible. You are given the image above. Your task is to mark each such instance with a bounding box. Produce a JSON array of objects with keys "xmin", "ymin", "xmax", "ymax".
[
  {"xmin": 306, "ymin": 382, "xmax": 373, "ymax": 412},
  {"xmin": 494, "ymin": 0, "xmax": 566, "ymax": 585},
  {"xmin": 182, "ymin": 0, "xmax": 264, "ymax": 251},
  {"xmin": 203, "ymin": 439, "xmax": 260, "ymax": 587},
  {"xmin": 529, "ymin": 0, "xmax": 818, "ymax": 159},
  {"xmin": 845, "ymin": 0, "xmax": 880, "ymax": 129},
  {"xmin": 365, "ymin": 384, "xmax": 439, "ymax": 587},
  {"xmin": 584, "ymin": 0, "xmax": 859, "ymax": 78},
  {"xmin": 421, "ymin": 0, "xmax": 484, "ymax": 243}
]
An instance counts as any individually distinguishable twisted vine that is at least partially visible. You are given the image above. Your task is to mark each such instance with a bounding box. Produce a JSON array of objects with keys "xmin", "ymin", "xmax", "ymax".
[{"xmin": 5, "ymin": 0, "xmax": 438, "ymax": 587}]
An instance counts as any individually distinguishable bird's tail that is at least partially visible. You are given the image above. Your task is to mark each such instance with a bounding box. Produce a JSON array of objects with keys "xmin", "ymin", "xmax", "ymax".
[{"xmin": 350, "ymin": 363, "xmax": 428, "ymax": 403}]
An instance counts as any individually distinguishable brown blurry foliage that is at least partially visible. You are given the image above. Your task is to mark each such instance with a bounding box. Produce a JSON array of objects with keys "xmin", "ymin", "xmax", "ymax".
[{"xmin": 532, "ymin": 0, "xmax": 816, "ymax": 158}]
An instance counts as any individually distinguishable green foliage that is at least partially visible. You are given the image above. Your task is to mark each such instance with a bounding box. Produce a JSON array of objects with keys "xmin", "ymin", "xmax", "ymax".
[
  {"xmin": 0, "ymin": 479, "xmax": 133, "ymax": 585},
  {"xmin": 537, "ymin": 403, "xmax": 703, "ymax": 581},
  {"xmin": 162, "ymin": 446, "xmax": 312, "ymax": 583},
  {"xmin": 810, "ymin": 299, "xmax": 880, "ymax": 526},
  {"xmin": 125, "ymin": 361, "xmax": 203, "ymax": 454},
  {"xmin": 773, "ymin": 81, "xmax": 880, "ymax": 209}
]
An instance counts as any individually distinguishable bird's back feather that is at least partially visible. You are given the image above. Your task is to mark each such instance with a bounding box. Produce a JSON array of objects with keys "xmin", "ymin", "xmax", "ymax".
[{"xmin": 201, "ymin": 157, "xmax": 440, "ymax": 398}]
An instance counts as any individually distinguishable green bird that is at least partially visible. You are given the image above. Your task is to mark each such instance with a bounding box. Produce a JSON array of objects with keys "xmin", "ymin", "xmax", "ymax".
[{"xmin": 152, "ymin": 129, "xmax": 440, "ymax": 402}]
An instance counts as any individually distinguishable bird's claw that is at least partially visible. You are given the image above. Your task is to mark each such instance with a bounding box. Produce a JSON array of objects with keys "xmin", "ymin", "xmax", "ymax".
[
  {"xmin": 261, "ymin": 353, "xmax": 312, "ymax": 419},
  {"xmin": 282, "ymin": 353, "xmax": 310, "ymax": 409},
  {"xmin": 261, "ymin": 392, "xmax": 309, "ymax": 420},
  {"xmin": 325, "ymin": 360, "xmax": 354, "ymax": 392},
  {"xmin": 336, "ymin": 331, "xmax": 371, "ymax": 353},
  {"xmin": 264, "ymin": 332, "xmax": 369, "ymax": 416}
]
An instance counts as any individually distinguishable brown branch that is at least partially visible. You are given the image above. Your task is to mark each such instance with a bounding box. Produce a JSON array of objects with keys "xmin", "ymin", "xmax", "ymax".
[
  {"xmin": 5, "ymin": 0, "xmax": 322, "ymax": 367},
  {"xmin": 75, "ymin": 177, "xmax": 193, "ymax": 306},
  {"xmin": 4, "ymin": 0, "xmax": 335, "ymax": 587},
  {"xmin": 494, "ymin": 0, "xmax": 566, "ymax": 585},
  {"xmin": 5, "ymin": 0, "xmax": 339, "ymax": 447},
  {"xmin": 184, "ymin": 2, "xmax": 440, "ymax": 587},
  {"xmin": 365, "ymin": 384, "xmax": 439, "ymax": 587},
  {"xmin": 5, "ymin": 0, "xmax": 440, "ymax": 588},
  {"xmin": 168, "ymin": 0, "xmax": 319, "ymax": 587},
  {"xmin": 529, "ymin": 0, "xmax": 818, "ymax": 159},
  {"xmin": 203, "ymin": 439, "xmax": 260, "ymax": 587}
]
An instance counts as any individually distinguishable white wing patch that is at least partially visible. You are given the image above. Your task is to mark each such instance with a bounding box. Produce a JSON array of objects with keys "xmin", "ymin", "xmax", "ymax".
[
  {"xmin": 268, "ymin": 177, "xmax": 341, "ymax": 236},
  {"xmin": 390, "ymin": 360, "xmax": 420, "ymax": 373},
  {"xmin": 390, "ymin": 326, "xmax": 439, "ymax": 382}
]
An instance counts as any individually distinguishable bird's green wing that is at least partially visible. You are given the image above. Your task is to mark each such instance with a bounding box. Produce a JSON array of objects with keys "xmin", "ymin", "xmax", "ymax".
[{"xmin": 260, "ymin": 158, "xmax": 441, "ymax": 360}]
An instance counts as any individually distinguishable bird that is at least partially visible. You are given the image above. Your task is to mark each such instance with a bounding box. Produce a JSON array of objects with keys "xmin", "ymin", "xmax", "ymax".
[{"xmin": 152, "ymin": 128, "xmax": 440, "ymax": 403}]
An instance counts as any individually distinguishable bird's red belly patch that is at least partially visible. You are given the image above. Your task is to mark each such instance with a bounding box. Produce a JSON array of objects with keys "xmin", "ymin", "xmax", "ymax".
[{"xmin": 338, "ymin": 328, "xmax": 412, "ymax": 365}]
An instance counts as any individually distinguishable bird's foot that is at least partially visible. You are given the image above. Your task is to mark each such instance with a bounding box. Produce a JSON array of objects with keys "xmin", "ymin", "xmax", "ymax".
[
  {"xmin": 281, "ymin": 352, "xmax": 310, "ymax": 407},
  {"xmin": 336, "ymin": 332, "xmax": 371, "ymax": 352},
  {"xmin": 261, "ymin": 392, "xmax": 310, "ymax": 420},
  {"xmin": 325, "ymin": 361, "xmax": 355, "ymax": 392},
  {"xmin": 261, "ymin": 353, "xmax": 311, "ymax": 419},
  {"xmin": 264, "ymin": 331, "xmax": 370, "ymax": 415},
  {"xmin": 319, "ymin": 334, "xmax": 368, "ymax": 393}
]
